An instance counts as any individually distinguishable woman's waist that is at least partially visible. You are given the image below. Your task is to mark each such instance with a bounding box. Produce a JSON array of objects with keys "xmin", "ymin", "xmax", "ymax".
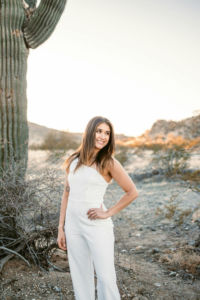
[
  {"xmin": 68, "ymin": 195, "xmax": 104, "ymax": 203},
  {"xmin": 65, "ymin": 200, "xmax": 114, "ymax": 227}
]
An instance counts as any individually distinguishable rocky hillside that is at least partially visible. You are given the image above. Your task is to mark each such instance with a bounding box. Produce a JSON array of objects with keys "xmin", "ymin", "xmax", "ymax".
[
  {"xmin": 147, "ymin": 114, "xmax": 200, "ymax": 140},
  {"xmin": 116, "ymin": 114, "xmax": 200, "ymax": 146}
]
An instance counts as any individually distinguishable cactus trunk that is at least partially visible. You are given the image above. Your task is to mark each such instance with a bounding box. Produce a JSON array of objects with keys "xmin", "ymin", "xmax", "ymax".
[
  {"xmin": 0, "ymin": 0, "xmax": 67, "ymax": 179},
  {"xmin": 0, "ymin": 0, "xmax": 28, "ymax": 179}
]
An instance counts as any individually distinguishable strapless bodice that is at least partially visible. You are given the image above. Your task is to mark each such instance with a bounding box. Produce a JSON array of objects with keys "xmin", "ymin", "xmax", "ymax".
[{"xmin": 68, "ymin": 157, "xmax": 109, "ymax": 203}]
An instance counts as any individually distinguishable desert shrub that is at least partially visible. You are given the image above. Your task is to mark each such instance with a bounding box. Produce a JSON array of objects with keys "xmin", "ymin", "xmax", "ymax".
[
  {"xmin": 0, "ymin": 157, "xmax": 64, "ymax": 272},
  {"xmin": 155, "ymin": 192, "xmax": 194, "ymax": 226},
  {"xmin": 30, "ymin": 130, "xmax": 79, "ymax": 151},
  {"xmin": 159, "ymin": 246, "xmax": 200, "ymax": 277},
  {"xmin": 114, "ymin": 146, "xmax": 128, "ymax": 166},
  {"xmin": 151, "ymin": 146, "xmax": 191, "ymax": 176}
]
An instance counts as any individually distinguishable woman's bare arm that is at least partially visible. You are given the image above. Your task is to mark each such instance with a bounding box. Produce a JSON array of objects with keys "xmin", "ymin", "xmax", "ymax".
[
  {"xmin": 57, "ymin": 173, "xmax": 70, "ymax": 250},
  {"xmin": 106, "ymin": 158, "xmax": 139, "ymax": 218},
  {"xmin": 58, "ymin": 173, "xmax": 70, "ymax": 230}
]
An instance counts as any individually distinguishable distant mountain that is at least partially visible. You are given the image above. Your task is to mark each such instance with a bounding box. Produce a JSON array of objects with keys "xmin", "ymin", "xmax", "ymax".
[{"xmin": 28, "ymin": 122, "xmax": 83, "ymax": 146}]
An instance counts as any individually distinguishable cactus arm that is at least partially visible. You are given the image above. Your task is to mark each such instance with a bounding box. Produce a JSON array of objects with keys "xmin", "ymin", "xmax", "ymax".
[{"xmin": 23, "ymin": 0, "xmax": 67, "ymax": 49}]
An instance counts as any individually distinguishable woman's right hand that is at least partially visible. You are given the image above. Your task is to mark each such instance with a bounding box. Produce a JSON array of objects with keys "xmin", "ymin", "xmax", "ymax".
[{"xmin": 57, "ymin": 228, "xmax": 67, "ymax": 251}]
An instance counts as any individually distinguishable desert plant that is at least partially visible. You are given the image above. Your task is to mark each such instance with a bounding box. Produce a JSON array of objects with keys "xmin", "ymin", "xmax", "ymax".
[
  {"xmin": 0, "ymin": 0, "xmax": 67, "ymax": 180},
  {"xmin": 115, "ymin": 146, "xmax": 128, "ymax": 166},
  {"xmin": 0, "ymin": 156, "xmax": 64, "ymax": 272},
  {"xmin": 38, "ymin": 130, "xmax": 79, "ymax": 151},
  {"xmin": 152, "ymin": 146, "xmax": 191, "ymax": 176},
  {"xmin": 159, "ymin": 246, "xmax": 200, "ymax": 277},
  {"xmin": 155, "ymin": 192, "xmax": 194, "ymax": 225}
]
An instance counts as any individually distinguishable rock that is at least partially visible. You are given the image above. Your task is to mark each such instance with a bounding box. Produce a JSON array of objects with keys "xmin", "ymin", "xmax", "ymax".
[
  {"xmin": 184, "ymin": 227, "xmax": 189, "ymax": 231},
  {"xmin": 169, "ymin": 272, "xmax": 176, "ymax": 277},
  {"xmin": 153, "ymin": 248, "xmax": 160, "ymax": 253},
  {"xmin": 129, "ymin": 233, "xmax": 132, "ymax": 237},
  {"xmin": 188, "ymin": 241, "xmax": 196, "ymax": 246},
  {"xmin": 136, "ymin": 246, "xmax": 143, "ymax": 250},
  {"xmin": 169, "ymin": 248, "xmax": 176, "ymax": 251},
  {"xmin": 135, "ymin": 233, "xmax": 141, "ymax": 237},
  {"xmin": 121, "ymin": 249, "xmax": 127, "ymax": 253},
  {"xmin": 150, "ymin": 227, "xmax": 157, "ymax": 231},
  {"xmin": 154, "ymin": 283, "xmax": 161, "ymax": 287},
  {"xmin": 139, "ymin": 227, "xmax": 143, "ymax": 231},
  {"xmin": 35, "ymin": 225, "xmax": 45, "ymax": 231},
  {"xmin": 182, "ymin": 274, "xmax": 192, "ymax": 280},
  {"xmin": 132, "ymin": 296, "xmax": 148, "ymax": 300},
  {"xmin": 53, "ymin": 286, "xmax": 62, "ymax": 292},
  {"xmin": 170, "ymin": 225, "xmax": 176, "ymax": 229},
  {"xmin": 38, "ymin": 271, "xmax": 43, "ymax": 277},
  {"xmin": 153, "ymin": 169, "xmax": 159, "ymax": 174}
]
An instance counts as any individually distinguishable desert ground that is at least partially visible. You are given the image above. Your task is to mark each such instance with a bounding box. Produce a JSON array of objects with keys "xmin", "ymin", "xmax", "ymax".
[{"xmin": 1, "ymin": 145, "xmax": 200, "ymax": 300}]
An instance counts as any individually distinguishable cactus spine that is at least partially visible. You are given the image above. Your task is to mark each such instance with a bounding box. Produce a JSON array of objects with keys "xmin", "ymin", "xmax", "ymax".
[{"xmin": 0, "ymin": 0, "xmax": 67, "ymax": 179}]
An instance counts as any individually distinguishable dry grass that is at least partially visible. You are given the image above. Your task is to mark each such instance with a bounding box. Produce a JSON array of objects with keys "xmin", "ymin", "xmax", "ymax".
[{"xmin": 160, "ymin": 247, "xmax": 200, "ymax": 276}]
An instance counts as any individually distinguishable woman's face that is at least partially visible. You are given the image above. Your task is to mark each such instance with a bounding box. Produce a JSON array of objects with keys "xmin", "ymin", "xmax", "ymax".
[{"xmin": 94, "ymin": 122, "xmax": 110, "ymax": 151}]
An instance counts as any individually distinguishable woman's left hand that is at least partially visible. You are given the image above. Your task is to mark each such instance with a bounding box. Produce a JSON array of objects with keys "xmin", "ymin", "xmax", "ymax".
[{"xmin": 87, "ymin": 204, "xmax": 109, "ymax": 220}]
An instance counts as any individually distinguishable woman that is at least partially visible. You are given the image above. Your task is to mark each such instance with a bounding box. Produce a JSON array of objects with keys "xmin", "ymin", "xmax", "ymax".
[{"xmin": 57, "ymin": 116, "xmax": 139, "ymax": 300}]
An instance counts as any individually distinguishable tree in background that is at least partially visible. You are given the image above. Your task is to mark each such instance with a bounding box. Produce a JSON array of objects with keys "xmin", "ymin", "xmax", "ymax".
[{"xmin": 0, "ymin": 0, "xmax": 67, "ymax": 179}]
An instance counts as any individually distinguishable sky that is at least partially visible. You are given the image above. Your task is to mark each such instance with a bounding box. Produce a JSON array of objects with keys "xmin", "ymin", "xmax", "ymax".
[{"xmin": 27, "ymin": 0, "xmax": 200, "ymax": 137}]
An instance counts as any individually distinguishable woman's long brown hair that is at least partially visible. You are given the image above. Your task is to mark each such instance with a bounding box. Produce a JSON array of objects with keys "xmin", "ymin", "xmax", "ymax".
[{"xmin": 62, "ymin": 116, "xmax": 116, "ymax": 174}]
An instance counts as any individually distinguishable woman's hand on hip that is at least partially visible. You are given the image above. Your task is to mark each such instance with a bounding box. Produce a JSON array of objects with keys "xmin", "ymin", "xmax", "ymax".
[
  {"xmin": 87, "ymin": 204, "xmax": 109, "ymax": 220},
  {"xmin": 57, "ymin": 229, "xmax": 67, "ymax": 251}
]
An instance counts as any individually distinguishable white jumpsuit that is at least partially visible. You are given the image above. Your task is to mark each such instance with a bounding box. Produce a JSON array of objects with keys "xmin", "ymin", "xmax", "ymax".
[{"xmin": 64, "ymin": 157, "xmax": 121, "ymax": 300}]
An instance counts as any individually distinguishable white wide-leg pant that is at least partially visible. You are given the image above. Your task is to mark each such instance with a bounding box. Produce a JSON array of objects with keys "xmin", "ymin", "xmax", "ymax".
[{"xmin": 64, "ymin": 199, "xmax": 121, "ymax": 300}]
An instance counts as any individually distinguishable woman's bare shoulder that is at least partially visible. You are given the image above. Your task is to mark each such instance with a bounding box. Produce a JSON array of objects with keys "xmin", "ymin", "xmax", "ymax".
[
  {"xmin": 107, "ymin": 156, "xmax": 122, "ymax": 173},
  {"xmin": 66, "ymin": 155, "xmax": 78, "ymax": 174}
]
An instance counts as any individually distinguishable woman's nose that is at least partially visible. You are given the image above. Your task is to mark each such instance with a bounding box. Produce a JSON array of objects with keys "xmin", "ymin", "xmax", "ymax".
[{"xmin": 100, "ymin": 133, "xmax": 106, "ymax": 139}]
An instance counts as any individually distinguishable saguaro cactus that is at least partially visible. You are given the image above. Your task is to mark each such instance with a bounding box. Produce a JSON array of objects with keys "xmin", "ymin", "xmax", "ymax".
[{"xmin": 0, "ymin": 0, "xmax": 67, "ymax": 179}]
